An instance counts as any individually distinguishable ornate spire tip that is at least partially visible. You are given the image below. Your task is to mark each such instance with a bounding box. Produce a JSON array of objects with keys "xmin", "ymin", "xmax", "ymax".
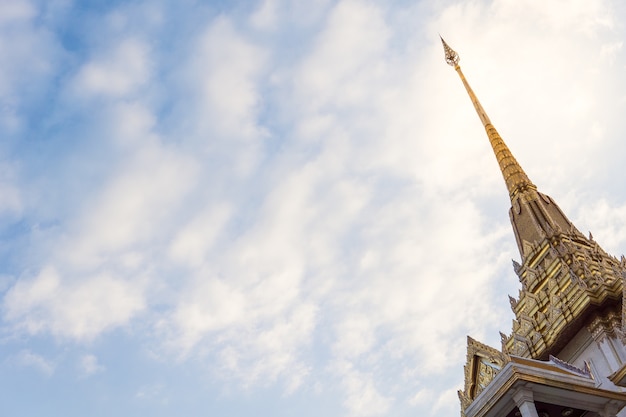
[{"xmin": 440, "ymin": 36, "xmax": 460, "ymax": 67}]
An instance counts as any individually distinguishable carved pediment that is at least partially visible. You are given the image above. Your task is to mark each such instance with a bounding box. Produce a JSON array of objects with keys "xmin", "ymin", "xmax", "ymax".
[{"xmin": 458, "ymin": 336, "xmax": 508, "ymax": 415}]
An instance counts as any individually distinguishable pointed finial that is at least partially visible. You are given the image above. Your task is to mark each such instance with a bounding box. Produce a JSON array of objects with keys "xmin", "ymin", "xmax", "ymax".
[
  {"xmin": 440, "ymin": 38, "xmax": 537, "ymax": 201},
  {"xmin": 440, "ymin": 36, "xmax": 460, "ymax": 67}
]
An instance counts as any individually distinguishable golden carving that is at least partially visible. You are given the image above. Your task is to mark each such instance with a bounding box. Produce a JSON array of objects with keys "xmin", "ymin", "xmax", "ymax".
[
  {"xmin": 588, "ymin": 309, "xmax": 622, "ymax": 343},
  {"xmin": 458, "ymin": 337, "xmax": 508, "ymax": 417},
  {"xmin": 503, "ymin": 231, "xmax": 625, "ymax": 359},
  {"xmin": 475, "ymin": 359, "xmax": 499, "ymax": 396}
]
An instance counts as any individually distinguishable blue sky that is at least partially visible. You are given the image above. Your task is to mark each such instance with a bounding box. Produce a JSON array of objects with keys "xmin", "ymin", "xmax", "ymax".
[{"xmin": 2, "ymin": 0, "xmax": 626, "ymax": 416}]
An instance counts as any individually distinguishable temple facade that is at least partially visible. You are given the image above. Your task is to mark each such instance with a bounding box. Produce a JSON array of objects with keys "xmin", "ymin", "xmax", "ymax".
[{"xmin": 441, "ymin": 38, "xmax": 626, "ymax": 417}]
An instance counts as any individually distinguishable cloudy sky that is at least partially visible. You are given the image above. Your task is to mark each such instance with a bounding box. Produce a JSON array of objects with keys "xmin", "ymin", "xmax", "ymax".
[{"xmin": 1, "ymin": 0, "xmax": 626, "ymax": 416}]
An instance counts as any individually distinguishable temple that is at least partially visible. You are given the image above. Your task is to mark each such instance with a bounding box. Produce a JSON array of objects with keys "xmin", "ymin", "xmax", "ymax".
[{"xmin": 441, "ymin": 37, "xmax": 626, "ymax": 417}]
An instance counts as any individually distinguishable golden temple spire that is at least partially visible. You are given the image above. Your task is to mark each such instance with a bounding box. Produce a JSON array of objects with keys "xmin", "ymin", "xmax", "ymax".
[
  {"xmin": 440, "ymin": 37, "xmax": 536, "ymax": 200},
  {"xmin": 441, "ymin": 37, "xmax": 626, "ymax": 372}
]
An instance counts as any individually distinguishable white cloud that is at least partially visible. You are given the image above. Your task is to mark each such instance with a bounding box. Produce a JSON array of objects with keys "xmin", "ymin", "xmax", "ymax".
[
  {"xmin": 336, "ymin": 360, "xmax": 392, "ymax": 417},
  {"xmin": 188, "ymin": 17, "xmax": 266, "ymax": 142},
  {"xmin": 0, "ymin": 162, "xmax": 21, "ymax": 216},
  {"xmin": 432, "ymin": 387, "xmax": 460, "ymax": 416},
  {"xmin": 106, "ymin": 101, "xmax": 158, "ymax": 148},
  {"xmin": 409, "ymin": 388, "xmax": 435, "ymax": 406},
  {"xmin": 295, "ymin": 0, "xmax": 390, "ymax": 112},
  {"xmin": 71, "ymin": 143, "xmax": 197, "ymax": 259},
  {"xmin": 141, "ymin": 2, "xmax": 497, "ymax": 406},
  {"xmin": 333, "ymin": 315, "xmax": 375, "ymax": 358},
  {"xmin": 168, "ymin": 202, "xmax": 232, "ymax": 267},
  {"xmin": 167, "ymin": 277, "xmax": 247, "ymax": 353},
  {"xmin": 163, "ymin": 269, "xmax": 317, "ymax": 391},
  {"xmin": 0, "ymin": 0, "xmax": 61, "ymax": 131},
  {"xmin": 0, "ymin": 0, "xmax": 36, "ymax": 23},
  {"xmin": 72, "ymin": 38, "xmax": 151, "ymax": 98},
  {"xmin": 12, "ymin": 349, "xmax": 55, "ymax": 376},
  {"xmin": 2, "ymin": 99, "xmax": 199, "ymax": 340},
  {"xmin": 158, "ymin": 0, "xmax": 520, "ymax": 407},
  {"xmin": 575, "ymin": 199, "xmax": 626, "ymax": 255},
  {"xmin": 250, "ymin": 0, "xmax": 279, "ymax": 30},
  {"xmin": 600, "ymin": 41, "xmax": 623, "ymax": 63},
  {"xmin": 79, "ymin": 354, "xmax": 105, "ymax": 376},
  {"xmin": 250, "ymin": 0, "xmax": 333, "ymax": 31},
  {"xmin": 135, "ymin": 382, "xmax": 168, "ymax": 404},
  {"xmin": 4, "ymin": 266, "xmax": 145, "ymax": 340}
]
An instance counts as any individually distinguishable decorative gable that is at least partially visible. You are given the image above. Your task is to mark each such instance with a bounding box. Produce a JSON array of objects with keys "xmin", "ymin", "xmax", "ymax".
[{"xmin": 458, "ymin": 336, "xmax": 508, "ymax": 415}]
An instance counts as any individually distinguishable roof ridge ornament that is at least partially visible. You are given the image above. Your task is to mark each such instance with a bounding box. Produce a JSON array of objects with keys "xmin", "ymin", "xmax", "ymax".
[{"xmin": 548, "ymin": 355, "xmax": 592, "ymax": 378}]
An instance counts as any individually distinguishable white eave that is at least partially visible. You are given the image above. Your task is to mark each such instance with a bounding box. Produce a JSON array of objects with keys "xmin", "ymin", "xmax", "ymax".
[{"xmin": 465, "ymin": 356, "xmax": 626, "ymax": 417}]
